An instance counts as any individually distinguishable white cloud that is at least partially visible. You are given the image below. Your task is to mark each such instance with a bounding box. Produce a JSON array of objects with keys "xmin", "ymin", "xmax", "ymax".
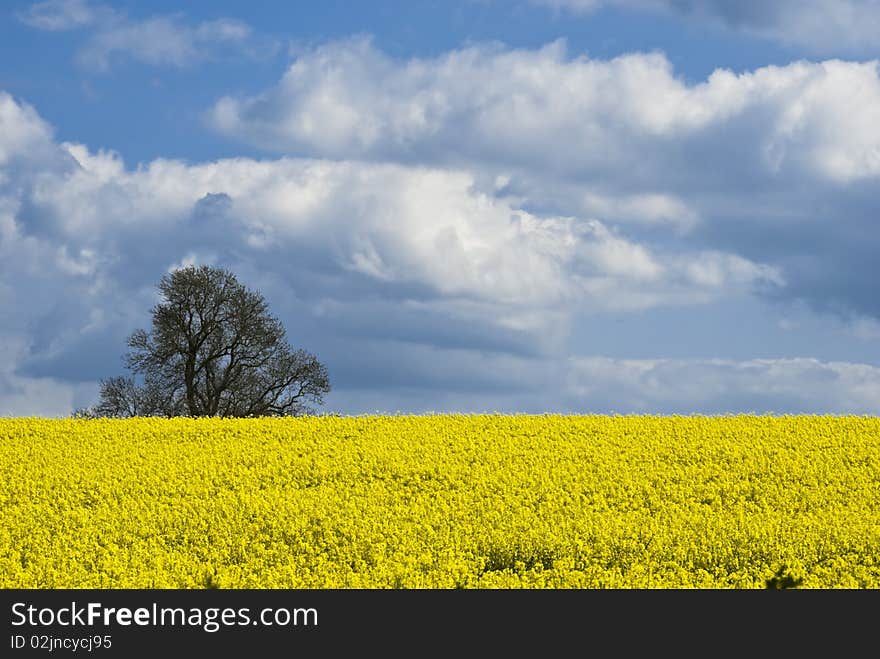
[
  {"xmin": 16, "ymin": 0, "xmax": 99, "ymax": 31},
  {"xmin": 211, "ymin": 39, "xmax": 880, "ymax": 184},
  {"xmin": 18, "ymin": 1, "xmax": 273, "ymax": 72},
  {"xmin": 566, "ymin": 356, "xmax": 880, "ymax": 414},
  {"xmin": 195, "ymin": 18, "xmax": 253, "ymax": 44},
  {"xmin": 0, "ymin": 92, "xmax": 787, "ymax": 415},
  {"xmin": 326, "ymin": 349, "xmax": 880, "ymax": 415},
  {"xmin": 207, "ymin": 40, "xmax": 880, "ymax": 322},
  {"xmin": 0, "ymin": 92, "xmax": 63, "ymax": 168},
  {"xmin": 578, "ymin": 192, "xmax": 700, "ymax": 231},
  {"xmin": 531, "ymin": 0, "xmax": 880, "ymax": 55},
  {"xmin": 848, "ymin": 317, "xmax": 880, "ymax": 340},
  {"xmin": 77, "ymin": 15, "xmax": 257, "ymax": 72},
  {"xmin": 0, "ymin": 372, "xmax": 97, "ymax": 417},
  {"xmin": 29, "ymin": 143, "xmax": 775, "ymax": 311},
  {"xmin": 0, "ymin": 338, "xmax": 97, "ymax": 417}
]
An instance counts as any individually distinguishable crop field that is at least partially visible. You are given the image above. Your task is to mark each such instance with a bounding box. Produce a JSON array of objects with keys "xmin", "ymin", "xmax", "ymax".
[{"xmin": 1, "ymin": 415, "xmax": 879, "ymax": 588}]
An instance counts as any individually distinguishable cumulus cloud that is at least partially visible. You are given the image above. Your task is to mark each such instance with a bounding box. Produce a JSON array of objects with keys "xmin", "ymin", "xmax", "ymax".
[
  {"xmin": 328, "ymin": 351, "xmax": 880, "ymax": 415},
  {"xmin": 0, "ymin": 93, "xmax": 69, "ymax": 170},
  {"xmin": 22, "ymin": 144, "xmax": 777, "ymax": 313},
  {"xmin": 0, "ymin": 91, "xmax": 784, "ymax": 415},
  {"xmin": 532, "ymin": 0, "xmax": 880, "ymax": 55},
  {"xmin": 566, "ymin": 356, "xmax": 880, "ymax": 414},
  {"xmin": 0, "ymin": 338, "xmax": 97, "ymax": 417},
  {"xmin": 17, "ymin": 0, "xmax": 275, "ymax": 72},
  {"xmin": 208, "ymin": 39, "xmax": 880, "ymax": 321},
  {"xmin": 210, "ymin": 39, "xmax": 880, "ymax": 183}
]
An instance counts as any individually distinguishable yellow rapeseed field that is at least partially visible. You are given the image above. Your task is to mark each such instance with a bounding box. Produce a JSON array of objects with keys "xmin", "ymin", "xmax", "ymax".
[{"xmin": 1, "ymin": 415, "xmax": 879, "ymax": 588}]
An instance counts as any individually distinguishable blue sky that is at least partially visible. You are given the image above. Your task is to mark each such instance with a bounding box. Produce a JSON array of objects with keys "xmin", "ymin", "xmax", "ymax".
[{"xmin": 2, "ymin": 0, "xmax": 880, "ymax": 416}]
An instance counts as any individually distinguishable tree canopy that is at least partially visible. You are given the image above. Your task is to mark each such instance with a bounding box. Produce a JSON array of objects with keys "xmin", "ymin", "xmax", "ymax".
[{"xmin": 78, "ymin": 265, "xmax": 330, "ymax": 418}]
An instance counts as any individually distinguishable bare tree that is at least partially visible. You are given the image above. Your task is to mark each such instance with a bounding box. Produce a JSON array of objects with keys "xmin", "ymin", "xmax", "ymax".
[
  {"xmin": 81, "ymin": 265, "xmax": 330, "ymax": 418},
  {"xmin": 78, "ymin": 376, "xmax": 169, "ymax": 418}
]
